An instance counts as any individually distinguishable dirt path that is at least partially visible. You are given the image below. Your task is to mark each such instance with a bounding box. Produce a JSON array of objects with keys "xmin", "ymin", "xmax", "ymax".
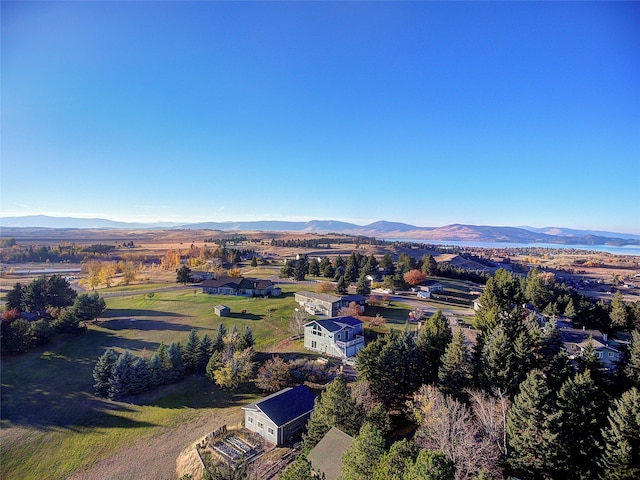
[{"xmin": 68, "ymin": 409, "xmax": 244, "ymax": 480}]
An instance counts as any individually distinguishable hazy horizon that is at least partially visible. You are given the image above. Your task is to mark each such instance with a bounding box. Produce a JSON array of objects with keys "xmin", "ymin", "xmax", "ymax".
[{"xmin": 2, "ymin": 2, "xmax": 638, "ymax": 234}]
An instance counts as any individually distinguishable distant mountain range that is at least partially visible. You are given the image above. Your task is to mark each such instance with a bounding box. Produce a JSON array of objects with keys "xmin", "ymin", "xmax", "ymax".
[{"xmin": 1, "ymin": 215, "xmax": 639, "ymax": 246}]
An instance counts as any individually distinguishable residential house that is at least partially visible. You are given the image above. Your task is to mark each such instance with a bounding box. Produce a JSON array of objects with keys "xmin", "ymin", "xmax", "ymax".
[
  {"xmin": 304, "ymin": 316, "xmax": 365, "ymax": 359},
  {"xmin": 242, "ymin": 385, "xmax": 315, "ymax": 445},
  {"xmin": 294, "ymin": 291, "xmax": 366, "ymax": 317},
  {"xmin": 189, "ymin": 271, "xmax": 216, "ymax": 282},
  {"xmin": 307, "ymin": 427, "xmax": 354, "ymax": 480},
  {"xmin": 560, "ymin": 327, "xmax": 623, "ymax": 369},
  {"xmin": 201, "ymin": 276, "xmax": 278, "ymax": 297}
]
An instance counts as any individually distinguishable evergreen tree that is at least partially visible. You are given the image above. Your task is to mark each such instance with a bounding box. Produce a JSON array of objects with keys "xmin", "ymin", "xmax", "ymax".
[
  {"xmin": 130, "ymin": 356, "xmax": 151, "ymax": 394},
  {"xmin": 237, "ymin": 326, "xmax": 255, "ymax": 351},
  {"xmin": 554, "ymin": 370, "xmax": 606, "ymax": 479},
  {"xmin": 480, "ymin": 324, "xmax": 514, "ymax": 394},
  {"xmin": 279, "ymin": 456, "xmax": 314, "ymax": 480},
  {"xmin": 610, "ymin": 291, "xmax": 629, "ymax": 329},
  {"xmin": 624, "ymin": 330, "xmax": 640, "ymax": 389},
  {"xmin": 416, "ymin": 310, "xmax": 452, "ymax": 384},
  {"xmin": 507, "ymin": 369, "xmax": 559, "ymax": 478},
  {"xmin": 336, "ymin": 275, "xmax": 348, "ymax": 295},
  {"xmin": 344, "ymin": 254, "xmax": 359, "ymax": 284},
  {"xmin": 294, "ymin": 255, "xmax": 309, "ymax": 281},
  {"xmin": 72, "ymin": 292, "xmax": 106, "ymax": 321},
  {"xmin": 108, "ymin": 351, "xmax": 136, "ymax": 400},
  {"xmin": 355, "ymin": 273, "xmax": 371, "ymax": 296},
  {"xmin": 404, "ymin": 450, "xmax": 455, "ymax": 480},
  {"xmin": 156, "ymin": 343, "xmax": 171, "ymax": 384},
  {"xmin": 148, "ymin": 353, "xmax": 164, "ymax": 387},
  {"xmin": 421, "ymin": 254, "xmax": 438, "ymax": 276},
  {"xmin": 182, "ymin": 329, "xmax": 200, "ymax": 374},
  {"xmin": 379, "ymin": 253, "xmax": 395, "ymax": 275},
  {"xmin": 600, "ymin": 387, "xmax": 640, "ymax": 480},
  {"xmin": 371, "ymin": 438, "xmax": 417, "ymax": 480},
  {"xmin": 196, "ymin": 333, "xmax": 213, "ymax": 373},
  {"xmin": 308, "ymin": 257, "xmax": 320, "ymax": 277},
  {"xmin": 167, "ymin": 342, "xmax": 185, "ymax": 382},
  {"xmin": 176, "ymin": 265, "xmax": 191, "ymax": 284},
  {"xmin": 212, "ymin": 323, "xmax": 227, "ymax": 353},
  {"xmin": 577, "ymin": 336, "xmax": 606, "ymax": 387},
  {"xmin": 302, "ymin": 376, "xmax": 363, "ymax": 454},
  {"xmin": 341, "ymin": 423, "xmax": 385, "ymax": 480},
  {"xmin": 438, "ymin": 329, "xmax": 472, "ymax": 399},
  {"xmin": 5, "ymin": 282, "xmax": 24, "ymax": 311},
  {"xmin": 93, "ymin": 348, "xmax": 118, "ymax": 397}
]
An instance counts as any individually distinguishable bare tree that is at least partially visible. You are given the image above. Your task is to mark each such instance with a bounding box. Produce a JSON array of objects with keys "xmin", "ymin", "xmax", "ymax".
[
  {"xmin": 289, "ymin": 308, "xmax": 309, "ymax": 336},
  {"xmin": 468, "ymin": 388, "xmax": 510, "ymax": 458},
  {"xmin": 338, "ymin": 301, "xmax": 361, "ymax": 318},
  {"xmin": 408, "ymin": 385, "xmax": 502, "ymax": 479}
]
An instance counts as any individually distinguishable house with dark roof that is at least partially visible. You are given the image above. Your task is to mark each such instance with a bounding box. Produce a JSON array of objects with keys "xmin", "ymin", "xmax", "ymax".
[
  {"xmin": 560, "ymin": 327, "xmax": 623, "ymax": 369},
  {"xmin": 242, "ymin": 385, "xmax": 315, "ymax": 445},
  {"xmin": 201, "ymin": 276, "xmax": 278, "ymax": 297},
  {"xmin": 307, "ymin": 427, "xmax": 354, "ymax": 480},
  {"xmin": 304, "ymin": 316, "xmax": 365, "ymax": 359}
]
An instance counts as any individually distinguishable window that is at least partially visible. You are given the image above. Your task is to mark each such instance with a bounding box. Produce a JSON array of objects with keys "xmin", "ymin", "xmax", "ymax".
[
  {"xmin": 608, "ymin": 352, "xmax": 614, "ymax": 357},
  {"xmin": 267, "ymin": 427, "xmax": 274, "ymax": 436},
  {"xmin": 257, "ymin": 421, "xmax": 263, "ymax": 430},
  {"xmin": 596, "ymin": 352, "xmax": 603, "ymax": 359},
  {"xmin": 247, "ymin": 416, "xmax": 253, "ymax": 424},
  {"xmin": 311, "ymin": 340, "xmax": 317, "ymax": 349}
]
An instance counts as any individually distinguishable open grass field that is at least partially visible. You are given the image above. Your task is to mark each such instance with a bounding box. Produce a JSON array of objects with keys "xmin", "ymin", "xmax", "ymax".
[{"xmin": 0, "ymin": 282, "xmax": 311, "ymax": 480}]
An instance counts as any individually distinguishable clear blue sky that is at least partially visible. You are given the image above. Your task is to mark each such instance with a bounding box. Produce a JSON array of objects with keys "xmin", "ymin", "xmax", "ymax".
[{"xmin": 2, "ymin": 1, "xmax": 639, "ymax": 233}]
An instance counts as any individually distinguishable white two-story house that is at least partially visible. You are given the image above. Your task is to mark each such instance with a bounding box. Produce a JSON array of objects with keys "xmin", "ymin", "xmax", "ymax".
[{"xmin": 303, "ymin": 316, "xmax": 365, "ymax": 359}]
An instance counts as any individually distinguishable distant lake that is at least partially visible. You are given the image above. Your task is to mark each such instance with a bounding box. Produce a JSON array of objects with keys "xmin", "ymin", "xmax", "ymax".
[{"xmin": 382, "ymin": 239, "xmax": 640, "ymax": 256}]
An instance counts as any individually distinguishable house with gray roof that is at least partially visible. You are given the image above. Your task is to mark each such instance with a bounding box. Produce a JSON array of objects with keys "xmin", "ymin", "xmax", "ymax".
[
  {"xmin": 201, "ymin": 276, "xmax": 278, "ymax": 297},
  {"xmin": 307, "ymin": 427, "xmax": 354, "ymax": 480},
  {"xmin": 560, "ymin": 327, "xmax": 622, "ymax": 369},
  {"xmin": 242, "ymin": 385, "xmax": 315, "ymax": 445},
  {"xmin": 295, "ymin": 291, "xmax": 366, "ymax": 317},
  {"xmin": 304, "ymin": 316, "xmax": 364, "ymax": 359}
]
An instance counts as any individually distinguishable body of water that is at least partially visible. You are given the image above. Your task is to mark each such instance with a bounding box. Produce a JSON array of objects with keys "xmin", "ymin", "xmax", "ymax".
[{"xmin": 382, "ymin": 239, "xmax": 640, "ymax": 256}]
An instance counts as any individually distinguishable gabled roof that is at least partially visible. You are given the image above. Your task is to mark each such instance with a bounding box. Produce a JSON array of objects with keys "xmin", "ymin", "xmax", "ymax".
[
  {"xmin": 341, "ymin": 294, "xmax": 366, "ymax": 303},
  {"xmin": 242, "ymin": 385, "xmax": 315, "ymax": 427},
  {"xmin": 305, "ymin": 316, "xmax": 363, "ymax": 333},
  {"xmin": 307, "ymin": 427, "xmax": 354, "ymax": 480}
]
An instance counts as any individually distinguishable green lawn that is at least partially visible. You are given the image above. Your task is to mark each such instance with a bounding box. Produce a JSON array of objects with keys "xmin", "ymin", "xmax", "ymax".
[{"xmin": 0, "ymin": 284, "xmax": 306, "ymax": 480}]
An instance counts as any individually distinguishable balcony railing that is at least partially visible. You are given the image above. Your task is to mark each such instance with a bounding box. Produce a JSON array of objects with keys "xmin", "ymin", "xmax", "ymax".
[{"xmin": 335, "ymin": 336, "xmax": 364, "ymax": 349}]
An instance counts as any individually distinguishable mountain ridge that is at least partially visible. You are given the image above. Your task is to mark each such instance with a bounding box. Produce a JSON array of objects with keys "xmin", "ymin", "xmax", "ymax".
[{"xmin": 1, "ymin": 215, "xmax": 638, "ymax": 245}]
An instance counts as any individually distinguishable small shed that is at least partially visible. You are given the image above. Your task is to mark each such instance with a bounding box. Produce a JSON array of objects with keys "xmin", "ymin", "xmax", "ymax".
[{"xmin": 214, "ymin": 305, "xmax": 230, "ymax": 317}]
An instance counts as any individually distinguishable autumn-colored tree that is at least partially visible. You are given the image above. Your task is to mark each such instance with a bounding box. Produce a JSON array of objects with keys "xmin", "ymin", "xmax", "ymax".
[
  {"xmin": 85, "ymin": 260, "xmax": 103, "ymax": 289},
  {"xmin": 161, "ymin": 248, "xmax": 181, "ymax": 270},
  {"xmin": 339, "ymin": 301, "xmax": 361, "ymax": 318},
  {"xmin": 118, "ymin": 260, "xmax": 138, "ymax": 285},
  {"xmin": 227, "ymin": 267, "xmax": 242, "ymax": 278},
  {"xmin": 404, "ymin": 269, "xmax": 427, "ymax": 286},
  {"xmin": 101, "ymin": 261, "xmax": 117, "ymax": 288},
  {"xmin": 256, "ymin": 356, "xmax": 293, "ymax": 392},
  {"xmin": 316, "ymin": 281, "xmax": 335, "ymax": 294}
]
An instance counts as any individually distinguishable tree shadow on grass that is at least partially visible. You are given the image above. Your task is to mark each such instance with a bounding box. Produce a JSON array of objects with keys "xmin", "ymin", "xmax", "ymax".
[
  {"xmin": 99, "ymin": 318, "xmax": 193, "ymax": 332},
  {"xmin": 225, "ymin": 312, "xmax": 263, "ymax": 321},
  {"xmin": 101, "ymin": 308, "xmax": 185, "ymax": 319}
]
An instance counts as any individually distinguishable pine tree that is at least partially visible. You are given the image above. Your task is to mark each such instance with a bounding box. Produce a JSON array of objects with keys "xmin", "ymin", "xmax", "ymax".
[
  {"xmin": 196, "ymin": 333, "xmax": 213, "ymax": 373},
  {"xmin": 237, "ymin": 326, "xmax": 255, "ymax": 351},
  {"xmin": 554, "ymin": 370, "xmax": 606, "ymax": 479},
  {"xmin": 182, "ymin": 329, "xmax": 200, "ymax": 374},
  {"xmin": 130, "ymin": 356, "xmax": 151, "ymax": 394},
  {"xmin": 156, "ymin": 343, "xmax": 171, "ymax": 384},
  {"xmin": 623, "ymin": 330, "xmax": 640, "ymax": 389},
  {"xmin": 93, "ymin": 348, "xmax": 118, "ymax": 397},
  {"xmin": 336, "ymin": 275, "xmax": 348, "ymax": 295},
  {"xmin": 148, "ymin": 353, "xmax": 164, "ymax": 387},
  {"xmin": 404, "ymin": 450, "xmax": 455, "ymax": 480},
  {"xmin": 167, "ymin": 342, "xmax": 185, "ymax": 383},
  {"xmin": 507, "ymin": 369, "xmax": 558, "ymax": 478},
  {"xmin": 480, "ymin": 324, "xmax": 514, "ymax": 394},
  {"xmin": 355, "ymin": 273, "xmax": 371, "ymax": 296},
  {"xmin": 279, "ymin": 456, "xmax": 314, "ymax": 480},
  {"xmin": 600, "ymin": 387, "xmax": 640, "ymax": 480},
  {"xmin": 108, "ymin": 351, "xmax": 136, "ymax": 400},
  {"xmin": 341, "ymin": 423, "xmax": 385, "ymax": 480},
  {"xmin": 211, "ymin": 323, "xmax": 227, "ymax": 353},
  {"xmin": 438, "ymin": 329, "xmax": 472, "ymax": 399},
  {"xmin": 416, "ymin": 310, "xmax": 452, "ymax": 384},
  {"xmin": 302, "ymin": 376, "xmax": 362, "ymax": 454},
  {"xmin": 610, "ymin": 291, "xmax": 629, "ymax": 329},
  {"xmin": 371, "ymin": 438, "xmax": 417, "ymax": 480}
]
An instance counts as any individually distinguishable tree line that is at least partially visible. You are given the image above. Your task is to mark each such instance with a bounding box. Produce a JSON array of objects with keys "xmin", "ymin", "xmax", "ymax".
[
  {"xmin": 2, "ymin": 275, "xmax": 106, "ymax": 354},
  {"xmin": 1, "ymin": 243, "xmax": 117, "ymax": 263}
]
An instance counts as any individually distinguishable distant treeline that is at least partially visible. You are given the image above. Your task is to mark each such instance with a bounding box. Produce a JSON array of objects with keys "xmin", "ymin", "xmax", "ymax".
[{"xmin": 1, "ymin": 243, "xmax": 117, "ymax": 263}]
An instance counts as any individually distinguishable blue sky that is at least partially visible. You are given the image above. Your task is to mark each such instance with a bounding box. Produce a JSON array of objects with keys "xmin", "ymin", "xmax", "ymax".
[{"xmin": 2, "ymin": 2, "xmax": 639, "ymax": 233}]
